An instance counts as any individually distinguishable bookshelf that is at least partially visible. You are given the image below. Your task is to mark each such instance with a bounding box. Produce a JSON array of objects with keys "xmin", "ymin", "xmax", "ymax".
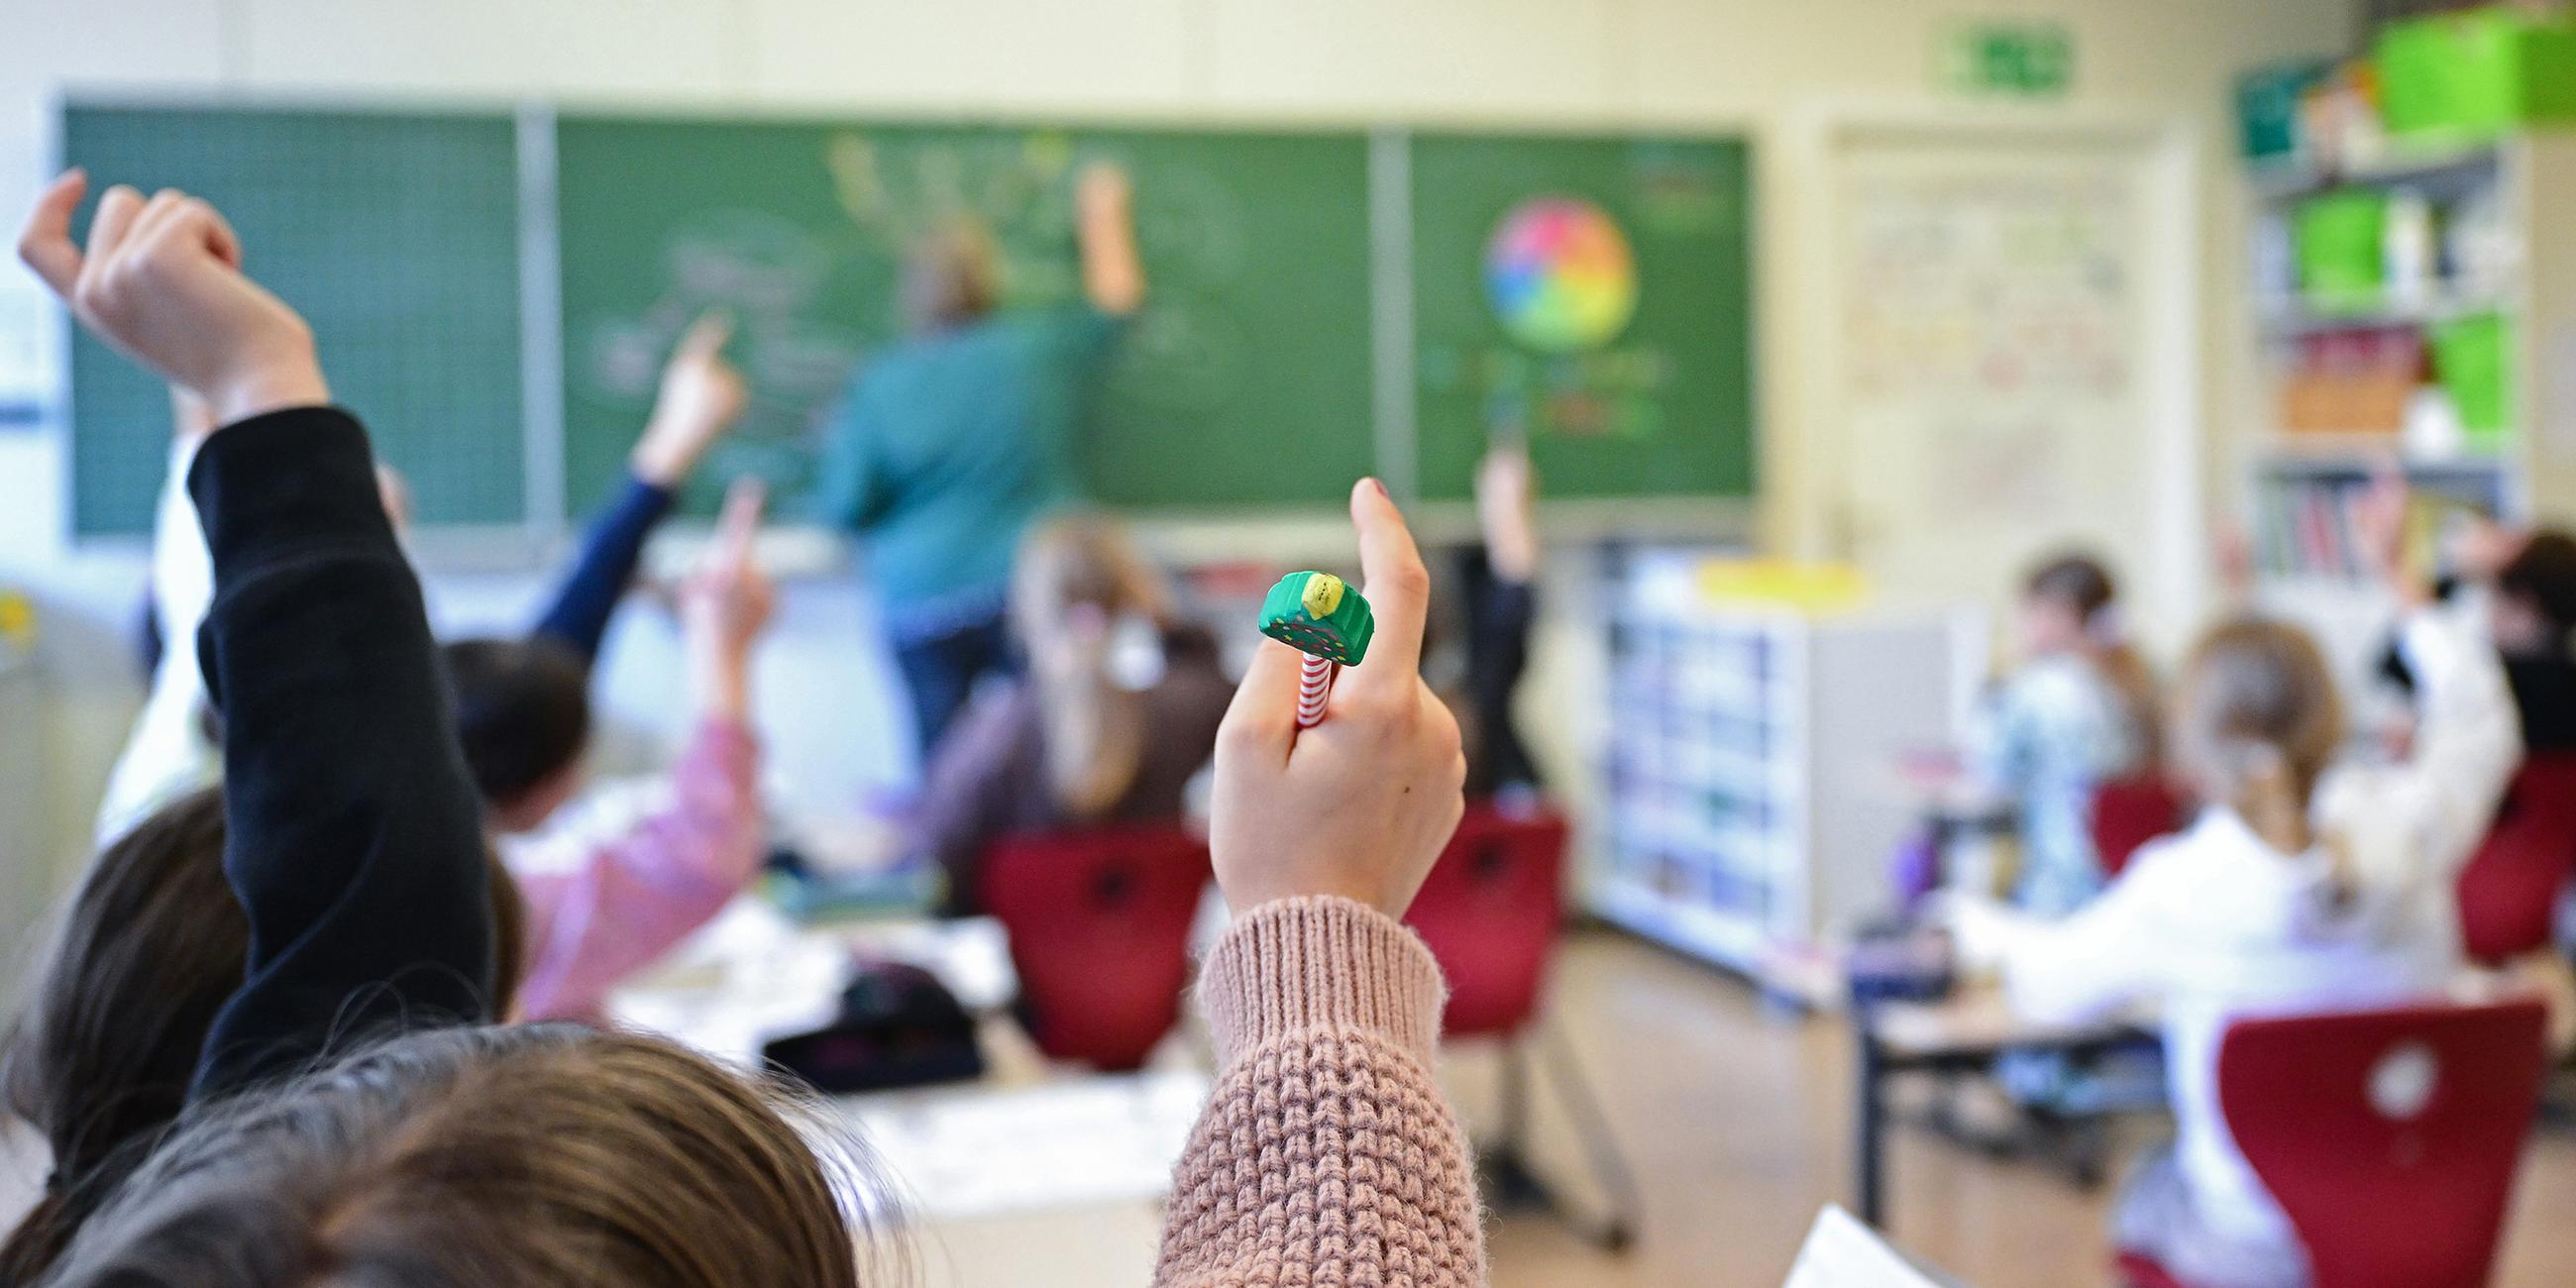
[
  {"xmin": 1587, "ymin": 549, "xmax": 1956, "ymax": 1004},
  {"xmin": 2243, "ymin": 131, "xmax": 2576, "ymax": 692}
]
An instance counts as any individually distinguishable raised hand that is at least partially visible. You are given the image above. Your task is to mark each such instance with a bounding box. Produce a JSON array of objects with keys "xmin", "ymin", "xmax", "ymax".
[
  {"xmin": 630, "ymin": 312, "xmax": 748, "ymax": 487},
  {"xmin": 18, "ymin": 171, "xmax": 324, "ymax": 426},
  {"xmin": 681, "ymin": 479, "xmax": 777, "ymax": 723},
  {"xmin": 1209, "ymin": 480, "xmax": 1466, "ymax": 917}
]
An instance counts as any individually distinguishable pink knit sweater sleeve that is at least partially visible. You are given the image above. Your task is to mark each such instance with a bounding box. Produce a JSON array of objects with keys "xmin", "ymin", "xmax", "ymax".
[
  {"xmin": 1154, "ymin": 896, "xmax": 1488, "ymax": 1288},
  {"xmin": 513, "ymin": 717, "xmax": 766, "ymax": 1023}
]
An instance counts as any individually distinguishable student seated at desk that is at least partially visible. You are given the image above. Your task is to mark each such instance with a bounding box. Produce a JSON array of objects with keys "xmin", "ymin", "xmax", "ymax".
[
  {"xmin": 1947, "ymin": 510, "xmax": 2519, "ymax": 1288},
  {"xmin": 1953, "ymin": 552, "xmax": 2160, "ymax": 914},
  {"xmin": 13, "ymin": 170, "xmax": 1485, "ymax": 1287},
  {"xmin": 906, "ymin": 514, "xmax": 1232, "ymax": 914}
]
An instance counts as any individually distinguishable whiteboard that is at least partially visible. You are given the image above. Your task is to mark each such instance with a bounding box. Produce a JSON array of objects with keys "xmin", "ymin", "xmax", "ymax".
[{"xmin": 1808, "ymin": 114, "xmax": 2200, "ymax": 655}]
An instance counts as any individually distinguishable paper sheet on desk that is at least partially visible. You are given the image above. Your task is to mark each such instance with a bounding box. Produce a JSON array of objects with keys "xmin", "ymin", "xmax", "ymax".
[
  {"xmin": 607, "ymin": 899, "xmax": 852, "ymax": 1066},
  {"xmin": 1783, "ymin": 1207, "xmax": 1965, "ymax": 1288},
  {"xmin": 842, "ymin": 1070, "xmax": 1211, "ymax": 1220}
]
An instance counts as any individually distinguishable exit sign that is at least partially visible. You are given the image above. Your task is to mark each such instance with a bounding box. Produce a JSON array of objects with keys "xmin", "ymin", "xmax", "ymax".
[{"xmin": 1945, "ymin": 21, "xmax": 2074, "ymax": 98}]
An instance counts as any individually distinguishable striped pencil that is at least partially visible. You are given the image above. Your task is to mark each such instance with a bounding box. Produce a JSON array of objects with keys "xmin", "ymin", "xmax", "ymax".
[{"xmin": 1258, "ymin": 571, "xmax": 1377, "ymax": 730}]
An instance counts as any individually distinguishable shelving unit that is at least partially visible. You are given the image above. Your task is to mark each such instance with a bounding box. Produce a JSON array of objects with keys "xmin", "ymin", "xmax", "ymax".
[
  {"xmin": 2242, "ymin": 131, "xmax": 2576, "ymax": 694},
  {"xmin": 1586, "ymin": 550, "xmax": 1956, "ymax": 1005}
]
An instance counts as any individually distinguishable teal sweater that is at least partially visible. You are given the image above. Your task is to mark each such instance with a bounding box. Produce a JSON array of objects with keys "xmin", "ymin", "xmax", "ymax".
[{"xmin": 815, "ymin": 304, "xmax": 1123, "ymax": 632}]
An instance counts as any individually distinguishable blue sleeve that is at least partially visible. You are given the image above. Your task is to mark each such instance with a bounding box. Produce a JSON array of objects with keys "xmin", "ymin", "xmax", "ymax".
[
  {"xmin": 813, "ymin": 383, "xmax": 889, "ymax": 531},
  {"xmin": 187, "ymin": 407, "xmax": 494, "ymax": 1100},
  {"xmin": 529, "ymin": 471, "xmax": 677, "ymax": 667}
]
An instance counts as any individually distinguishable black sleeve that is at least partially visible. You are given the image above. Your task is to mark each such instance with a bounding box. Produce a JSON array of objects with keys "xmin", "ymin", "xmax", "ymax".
[
  {"xmin": 187, "ymin": 407, "xmax": 495, "ymax": 1101},
  {"xmin": 528, "ymin": 471, "xmax": 677, "ymax": 668},
  {"xmin": 1459, "ymin": 545, "xmax": 1541, "ymax": 797}
]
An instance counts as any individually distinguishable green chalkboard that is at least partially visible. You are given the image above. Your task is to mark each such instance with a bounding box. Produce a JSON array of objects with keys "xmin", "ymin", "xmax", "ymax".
[
  {"xmin": 1409, "ymin": 133, "xmax": 1754, "ymax": 502},
  {"xmin": 555, "ymin": 115, "xmax": 1376, "ymax": 519},
  {"xmin": 62, "ymin": 105, "xmax": 525, "ymax": 536}
]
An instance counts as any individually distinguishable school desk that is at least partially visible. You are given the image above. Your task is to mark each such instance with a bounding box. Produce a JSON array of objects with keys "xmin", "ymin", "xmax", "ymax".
[
  {"xmin": 608, "ymin": 898, "xmax": 1207, "ymax": 1288},
  {"xmin": 1850, "ymin": 991, "xmax": 2156, "ymax": 1230}
]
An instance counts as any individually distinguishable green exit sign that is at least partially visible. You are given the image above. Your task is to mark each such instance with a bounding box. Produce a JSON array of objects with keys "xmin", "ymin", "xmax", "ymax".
[{"xmin": 1945, "ymin": 20, "xmax": 2075, "ymax": 98}]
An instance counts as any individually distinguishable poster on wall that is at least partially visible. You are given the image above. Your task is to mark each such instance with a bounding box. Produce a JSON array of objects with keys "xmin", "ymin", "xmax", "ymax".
[{"xmin": 1828, "ymin": 138, "xmax": 2155, "ymax": 606}]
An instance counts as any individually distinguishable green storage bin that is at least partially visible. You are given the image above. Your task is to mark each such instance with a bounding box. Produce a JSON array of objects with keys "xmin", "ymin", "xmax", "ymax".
[
  {"xmin": 2237, "ymin": 59, "xmax": 2332, "ymax": 160},
  {"xmin": 2295, "ymin": 190, "xmax": 2388, "ymax": 301},
  {"xmin": 2432, "ymin": 312, "xmax": 2512, "ymax": 443},
  {"xmin": 2379, "ymin": 7, "xmax": 2576, "ymax": 140}
]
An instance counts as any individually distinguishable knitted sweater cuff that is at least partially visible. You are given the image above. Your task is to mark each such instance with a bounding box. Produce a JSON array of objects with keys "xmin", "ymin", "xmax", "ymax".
[{"xmin": 1199, "ymin": 896, "xmax": 1447, "ymax": 1068}]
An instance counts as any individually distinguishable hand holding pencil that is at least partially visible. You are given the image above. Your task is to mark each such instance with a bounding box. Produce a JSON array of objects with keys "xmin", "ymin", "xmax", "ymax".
[{"xmin": 1209, "ymin": 479, "xmax": 1464, "ymax": 918}]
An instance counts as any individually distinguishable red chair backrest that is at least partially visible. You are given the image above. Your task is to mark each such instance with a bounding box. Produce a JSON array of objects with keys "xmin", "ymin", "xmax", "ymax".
[
  {"xmin": 2090, "ymin": 777, "xmax": 2187, "ymax": 880},
  {"xmin": 2216, "ymin": 999, "xmax": 2547, "ymax": 1288},
  {"xmin": 2456, "ymin": 755, "xmax": 2576, "ymax": 963},
  {"xmin": 976, "ymin": 822, "xmax": 1211, "ymax": 1072},
  {"xmin": 1402, "ymin": 805, "xmax": 1568, "ymax": 1038}
]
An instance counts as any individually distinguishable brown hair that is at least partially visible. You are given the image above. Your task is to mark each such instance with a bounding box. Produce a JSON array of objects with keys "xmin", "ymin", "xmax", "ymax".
[
  {"xmin": 37, "ymin": 1024, "xmax": 885, "ymax": 1288},
  {"xmin": 1010, "ymin": 514, "xmax": 1170, "ymax": 818},
  {"xmin": 0, "ymin": 789, "xmax": 526, "ymax": 1284},
  {"xmin": 2173, "ymin": 618, "xmax": 2345, "ymax": 864},
  {"xmin": 2024, "ymin": 550, "xmax": 2164, "ymax": 771}
]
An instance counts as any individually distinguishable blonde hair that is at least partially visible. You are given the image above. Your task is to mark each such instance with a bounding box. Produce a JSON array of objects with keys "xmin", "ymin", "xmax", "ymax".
[
  {"xmin": 900, "ymin": 218, "xmax": 1000, "ymax": 335},
  {"xmin": 1011, "ymin": 515, "xmax": 1171, "ymax": 818},
  {"xmin": 2174, "ymin": 619, "xmax": 2346, "ymax": 876},
  {"xmin": 39, "ymin": 1025, "xmax": 893, "ymax": 1287}
]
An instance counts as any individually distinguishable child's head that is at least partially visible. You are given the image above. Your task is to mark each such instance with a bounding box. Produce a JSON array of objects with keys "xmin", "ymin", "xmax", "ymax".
[
  {"xmin": 2172, "ymin": 618, "xmax": 2342, "ymax": 848},
  {"xmin": 1010, "ymin": 514, "xmax": 1166, "ymax": 671},
  {"xmin": 900, "ymin": 218, "xmax": 1001, "ymax": 336},
  {"xmin": 442, "ymin": 636, "xmax": 593, "ymax": 833},
  {"xmin": 40, "ymin": 1024, "xmax": 876, "ymax": 1288},
  {"xmin": 0, "ymin": 790, "xmax": 526, "ymax": 1281},
  {"xmin": 2015, "ymin": 552, "xmax": 2120, "ymax": 658},
  {"xmin": 2493, "ymin": 529, "xmax": 2576, "ymax": 658}
]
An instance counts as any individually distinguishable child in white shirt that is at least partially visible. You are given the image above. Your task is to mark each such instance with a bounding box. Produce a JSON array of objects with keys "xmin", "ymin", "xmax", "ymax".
[{"xmin": 1955, "ymin": 598, "xmax": 2518, "ymax": 1286}]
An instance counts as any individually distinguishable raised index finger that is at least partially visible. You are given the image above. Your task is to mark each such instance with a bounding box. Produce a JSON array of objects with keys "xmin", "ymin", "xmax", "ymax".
[
  {"xmin": 17, "ymin": 169, "xmax": 88, "ymax": 294},
  {"xmin": 713, "ymin": 477, "xmax": 766, "ymax": 567},
  {"xmin": 1348, "ymin": 478, "xmax": 1428, "ymax": 687}
]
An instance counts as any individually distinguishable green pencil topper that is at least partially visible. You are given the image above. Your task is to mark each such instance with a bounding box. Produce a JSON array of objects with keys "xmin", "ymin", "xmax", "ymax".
[{"xmin": 1259, "ymin": 571, "xmax": 1375, "ymax": 666}]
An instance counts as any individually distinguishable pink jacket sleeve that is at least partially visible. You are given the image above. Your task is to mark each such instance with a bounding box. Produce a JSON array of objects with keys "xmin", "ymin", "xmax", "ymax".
[
  {"xmin": 1154, "ymin": 897, "xmax": 1488, "ymax": 1287},
  {"xmin": 513, "ymin": 718, "xmax": 766, "ymax": 1023}
]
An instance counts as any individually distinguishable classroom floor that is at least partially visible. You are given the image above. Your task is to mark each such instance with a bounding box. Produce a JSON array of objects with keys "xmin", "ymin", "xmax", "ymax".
[{"xmin": 1468, "ymin": 930, "xmax": 2576, "ymax": 1287}]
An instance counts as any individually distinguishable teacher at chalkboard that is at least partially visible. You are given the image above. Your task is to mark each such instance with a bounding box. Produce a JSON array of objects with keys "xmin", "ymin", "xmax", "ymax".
[{"xmin": 815, "ymin": 164, "xmax": 1144, "ymax": 754}]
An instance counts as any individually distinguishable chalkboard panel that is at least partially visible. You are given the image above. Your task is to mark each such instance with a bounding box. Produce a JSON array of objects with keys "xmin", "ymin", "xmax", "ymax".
[
  {"xmin": 555, "ymin": 115, "xmax": 1376, "ymax": 519},
  {"xmin": 62, "ymin": 105, "xmax": 525, "ymax": 535},
  {"xmin": 1409, "ymin": 133, "xmax": 1755, "ymax": 502}
]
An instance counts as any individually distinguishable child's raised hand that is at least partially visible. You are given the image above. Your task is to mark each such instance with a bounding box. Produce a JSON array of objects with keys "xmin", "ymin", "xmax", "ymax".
[
  {"xmin": 631, "ymin": 312, "xmax": 748, "ymax": 486},
  {"xmin": 18, "ymin": 171, "xmax": 324, "ymax": 426},
  {"xmin": 682, "ymin": 478, "xmax": 777, "ymax": 655},
  {"xmin": 1209, "ymin": 480, "xmax": 1466, "ymax": 918}
]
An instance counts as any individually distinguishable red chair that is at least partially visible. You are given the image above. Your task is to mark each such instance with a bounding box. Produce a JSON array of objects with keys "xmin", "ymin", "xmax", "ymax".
[
  {"xmin": 1404, "ymin": 804, "xmax": 1640, "ymax": 1251},
  {"xmin": 2456, "ymin": 756, "xmax": 2576, "ymax": 964},
  {"xmin": 2089, "ymin": 777, "xmax": 2187, "ymax": 880},
  {"xmin": 976, "ymin": 823, "xmax": 1212, "ymax": 1072},
  {"xmin": 2118, "ymin": 999, "xmax": 2548, "ymax": 1288}
]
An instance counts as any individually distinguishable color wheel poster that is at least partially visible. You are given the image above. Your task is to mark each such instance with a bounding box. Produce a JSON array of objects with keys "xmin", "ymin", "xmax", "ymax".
[{"xmin": 1409, "ymin": 133, "xmax": 1754, "ymax": 502}]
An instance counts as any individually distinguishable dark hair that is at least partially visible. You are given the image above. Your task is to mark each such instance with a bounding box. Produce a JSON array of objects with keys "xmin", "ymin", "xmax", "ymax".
[
  {"xmin": 2023, "ymin": 552, "xmax": 2117, "ymax": 621},
  {"xmin": 2022, "ymin": 550, "xmax": 2164, "ymax": 771},
  {"xmin": 441, "ymin": 636, "xmax": 592, "ymax": 808},
  {"xmin": 2499, "ymin": 529, "xmax": 2576, "ymax": 646},
  {"xmin": 39, "ymin": 1024, "xmax": 884, "ymax": 1288},
  {"xmin": 0, "ymin": 790, "xmax": 526, "ymax": 1283}
]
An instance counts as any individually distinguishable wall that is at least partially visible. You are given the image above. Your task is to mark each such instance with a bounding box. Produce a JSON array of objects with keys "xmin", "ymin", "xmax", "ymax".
[{"xmin": 0, "ymin": 0, "xmax": 2355, "ymax": 886}]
